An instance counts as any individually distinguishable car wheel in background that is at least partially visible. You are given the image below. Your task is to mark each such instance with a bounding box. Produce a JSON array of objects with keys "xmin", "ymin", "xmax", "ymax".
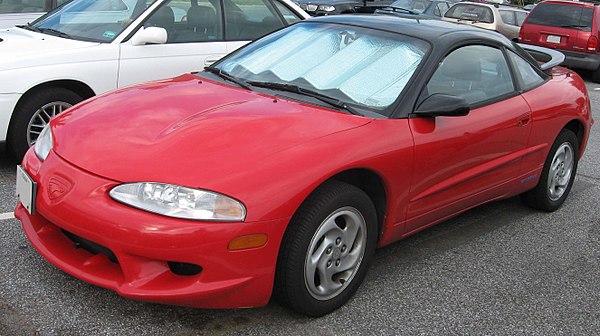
[
  {"xmin": 8, "ymin": 87, "xmax": 82, "ymax": 160},
  {"xmin": 275, "ymin": 180, "xmax": 378, "ymax": 316},
  {"xmin": 521, "ymin": 129, "xmax": 579, "ymax": 211}
]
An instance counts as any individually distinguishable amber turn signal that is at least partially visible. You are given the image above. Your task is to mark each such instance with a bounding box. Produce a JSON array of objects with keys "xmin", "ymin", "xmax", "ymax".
[{"xmin": 228, "ymin": 234, "xmax": 268, "ymax": 251}]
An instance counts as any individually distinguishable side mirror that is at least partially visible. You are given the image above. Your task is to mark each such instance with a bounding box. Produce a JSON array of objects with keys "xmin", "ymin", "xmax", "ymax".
[
  {"xmin": 413, "ymin": 93, "xmax": 470, "ymax": 118},
  {"xmin": 131, "ymin": 27, "xmax": 167, "ymax": 46}
]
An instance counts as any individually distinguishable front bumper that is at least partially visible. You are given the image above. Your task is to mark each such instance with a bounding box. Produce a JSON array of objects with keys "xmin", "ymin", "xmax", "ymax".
[{"xmin": 15, "ymin": 149, "xmax": 290, "ymax": 308}]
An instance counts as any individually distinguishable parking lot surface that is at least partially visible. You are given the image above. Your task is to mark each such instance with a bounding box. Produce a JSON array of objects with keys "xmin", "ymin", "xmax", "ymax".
[{"xmin": 0, "ymin": 80, "xmax": 599, "ymax": 336}]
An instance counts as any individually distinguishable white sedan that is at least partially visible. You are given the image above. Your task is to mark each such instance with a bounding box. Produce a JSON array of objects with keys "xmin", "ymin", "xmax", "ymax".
[{"xmin": 0, "ymin": 0, "xmax": 309, "ymax": 158}]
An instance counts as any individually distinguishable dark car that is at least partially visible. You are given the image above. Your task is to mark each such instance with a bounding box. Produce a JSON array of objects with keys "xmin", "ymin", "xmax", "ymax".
[
  {"xmin": 375, "ymin": 0, "xmax": 456, "ymax": 19},
  {"xmin": 520, "ymin": 0, "xmax": 600, "ymax": 82},
  {"xmin": 295, "ymin": 0, "xmax": 393, "ymax": 15}
]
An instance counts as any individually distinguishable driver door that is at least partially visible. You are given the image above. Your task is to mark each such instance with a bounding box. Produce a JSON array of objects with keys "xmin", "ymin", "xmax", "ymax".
[
  {"xmin": 405, "ymin": 44, "xmax": 532, "ymax": 233},
  {"xmin": 118, "ymin": 0, "xmax": 227, "ymax": 87}
]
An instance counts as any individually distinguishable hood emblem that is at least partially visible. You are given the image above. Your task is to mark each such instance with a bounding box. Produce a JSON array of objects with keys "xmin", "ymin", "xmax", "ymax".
[{"xmin": 48, "ymin": 176, "xmax": 73, "ymax": 201}]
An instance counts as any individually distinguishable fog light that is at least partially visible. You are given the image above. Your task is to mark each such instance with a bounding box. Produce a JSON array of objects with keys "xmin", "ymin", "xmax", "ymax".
[
  {"xmin": 228, "ymin": 234, "xmax": 268, "ymax": 251},
  {"xmin": 167, "ymin": 261, "xmax": 202, "ymax": 276}
]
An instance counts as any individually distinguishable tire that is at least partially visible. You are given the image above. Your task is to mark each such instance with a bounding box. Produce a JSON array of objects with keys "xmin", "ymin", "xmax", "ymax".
[
  {"xmin": 521, "ymin": 129, "xmax": 579, "ymax": 212},
  {"xmin": 8, "ymin": 87, "xmax": 82, "ymax": 160},
  {"xmin": 275, "ymin": 180, "xmax": 378, "ymax": 317}
]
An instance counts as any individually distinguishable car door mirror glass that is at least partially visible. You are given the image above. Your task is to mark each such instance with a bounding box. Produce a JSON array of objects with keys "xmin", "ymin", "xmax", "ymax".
[
  {"xmin": 414, "ymin": 93, "xmax": 470, "ymax": 117},
  {"xmin": 131, "ymin": 27, "xmax": 168, "ymax": 46}
]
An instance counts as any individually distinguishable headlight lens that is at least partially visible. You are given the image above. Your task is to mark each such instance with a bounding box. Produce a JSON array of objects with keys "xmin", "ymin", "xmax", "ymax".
[
  {"xmin": 34, "ymin": 124, "xmax": 53, "ymax": 161},
  {"xmin": 318, "ymin": 5, "xmax": 335, "ymax": 11},
  {"xmin": 109, "ymin": 183, "xmax": 246, "ymax": 221}
]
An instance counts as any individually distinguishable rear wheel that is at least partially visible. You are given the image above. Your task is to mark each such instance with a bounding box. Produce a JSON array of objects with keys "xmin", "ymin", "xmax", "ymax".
[
  {"xmin": 8, "ymin": 88, "xmax": 82, "ymax": 160},
  {"xmin": 275, "ymin": 181, "xmax": 378, "ymax": 316},
  {"xmin": 521, "ymin": 129, "xmax": 579, "ymax": 211}
]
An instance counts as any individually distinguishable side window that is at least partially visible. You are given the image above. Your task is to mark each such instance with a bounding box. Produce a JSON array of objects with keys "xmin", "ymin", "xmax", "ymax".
[
  {"xmin": 507, "ymin": 51, "xmax": 544, "ymax": 91},
  {"xmin": 273, "ymin": 0, "xmax": 300, "ymax": 24},
  {"xmin": 224, "ymin": 0, "xmax": 285, "ymax": 40},
  {"xmin": 143, "ymin": 0, "xmax": 223, "ymax": 43},
  {"xmin": 0, "ymin": 0, "xmax": 45, "ymax": 13},
  {"xmin": 435, "ymin": 3, "xmax": 449, "ymax": 17},
  {"xmin": 499, "ymin": 10, "xmax": 515, "ymax": 25},
  {"xmin": 515, "ymin": 11, "xmax": 526, "ymax": 26},
  {"xmin": 426, "ymin": 45, "xmax": 514, "ymax": 105}
]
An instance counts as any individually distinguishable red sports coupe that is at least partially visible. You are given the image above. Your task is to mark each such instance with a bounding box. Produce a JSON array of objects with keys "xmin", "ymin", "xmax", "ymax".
[{"xmin": 15, "ymin": 15, "xmax": 594, "ymax": 316}]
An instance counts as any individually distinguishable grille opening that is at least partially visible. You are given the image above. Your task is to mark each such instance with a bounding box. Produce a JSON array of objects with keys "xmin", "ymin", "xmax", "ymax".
[
  {"xmin": 168, "ymin": 261, "xmax": 202, "ymax": 276},
  {"xmin": 61, "ymin": 229, "xmax": 118, "ymax": 263}
]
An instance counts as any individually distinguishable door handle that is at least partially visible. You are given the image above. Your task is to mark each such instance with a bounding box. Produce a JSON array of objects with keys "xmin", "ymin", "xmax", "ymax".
[{"xmin": 517, "ymin": 113, "xmax": 531, "ymax": 127}]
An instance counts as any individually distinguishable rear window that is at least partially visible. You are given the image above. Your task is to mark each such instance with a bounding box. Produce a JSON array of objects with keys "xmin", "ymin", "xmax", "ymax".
[
  {"xmin": 525, "ymin": 3, "xmax": 593, "ymax": 31},
  {"xmin": 445, "ymin": 4, "xmax": 493, "ymax": 24}
]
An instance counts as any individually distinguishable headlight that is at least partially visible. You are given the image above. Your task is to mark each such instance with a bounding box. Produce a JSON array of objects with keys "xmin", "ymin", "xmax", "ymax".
[
  {"xmin": 34, "ymin": 124, "xmax": 53, "ymax": 161},
  {"xmin": 318, "ymin": 5, "xmax": 335, "ymax": 11},
  {"xmin": 109, "ymin": 182, "xmax": 246, "ymax": 221}
]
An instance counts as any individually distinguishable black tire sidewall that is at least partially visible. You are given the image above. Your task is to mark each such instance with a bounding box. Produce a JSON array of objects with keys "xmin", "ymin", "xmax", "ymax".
[
  {"xmin": 276, "ymin": 181, "xmax": 378, "ymax": 317},
  {"xmin": 8, "ymin": 88, "xmax": 82, "ymax": 160}
]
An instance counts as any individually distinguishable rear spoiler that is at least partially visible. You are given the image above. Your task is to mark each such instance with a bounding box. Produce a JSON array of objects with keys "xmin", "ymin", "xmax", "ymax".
[{"xmin": 518, "ymin": 43, "xmax": 565, "ymax": 70}]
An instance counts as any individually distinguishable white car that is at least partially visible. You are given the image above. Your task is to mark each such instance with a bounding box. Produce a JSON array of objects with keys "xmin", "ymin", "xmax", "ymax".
[
  {"xmin": 0, "ymin": 0, "xmax": 66, "ymax": 29},
  {"xmin": 0, "ymin": 0, "xmax": 309, "ymax": 158}
]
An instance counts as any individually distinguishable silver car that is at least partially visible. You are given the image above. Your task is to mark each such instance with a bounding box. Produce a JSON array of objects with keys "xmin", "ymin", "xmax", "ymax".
[{"xmin": 442, "ymin": 2, "xmax": 528, "ymax": 41}]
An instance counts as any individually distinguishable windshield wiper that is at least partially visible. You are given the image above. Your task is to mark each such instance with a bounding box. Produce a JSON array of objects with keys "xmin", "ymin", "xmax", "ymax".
[
  {"xmin": 16, "ymin": 23, "xmax": 41, "ymax": 33},
  {"xmin": 390, "ymin": 6, "xmax": 418, "ymax": 14},
  {"xmin": 203, "ymin": 66, "xmax": 252, "ymax": 90},
  {"xmin": 38, "ymin": 28, "xmax": 72, "ymax": 39},
  {"xmin": 560, "ymin": 24, "xmax": 587, "ymax": 29},
  {"xmin": 247, "ymin": 81, "xmax": 363, "ymax": 116}
]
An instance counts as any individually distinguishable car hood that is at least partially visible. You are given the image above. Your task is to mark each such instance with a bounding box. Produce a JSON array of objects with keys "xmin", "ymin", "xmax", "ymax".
[
  {"xmin": 0, "ymin": 27, "xmax": 99, "ymax": 70},
  {"xmin": 52, "ymin": 74, "xmax": 372, "ymax": 186}
]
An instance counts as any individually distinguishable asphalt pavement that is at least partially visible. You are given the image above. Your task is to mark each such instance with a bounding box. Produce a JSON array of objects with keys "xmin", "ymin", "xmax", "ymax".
[{"xmin": 0, "ymin": 80, "xmax": 599, "ymax": 336}]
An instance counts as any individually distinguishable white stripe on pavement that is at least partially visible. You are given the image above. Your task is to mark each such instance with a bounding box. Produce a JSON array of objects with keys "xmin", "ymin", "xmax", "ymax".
[{"xmin": 0, "ymin": 212, "xmax": 15, "ymax": 220}]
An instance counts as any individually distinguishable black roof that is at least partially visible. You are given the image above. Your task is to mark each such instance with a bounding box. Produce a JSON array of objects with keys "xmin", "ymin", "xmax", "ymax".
[{"xmin": 307, "ymin": 14, "xmax": 514, "ymax": 49}]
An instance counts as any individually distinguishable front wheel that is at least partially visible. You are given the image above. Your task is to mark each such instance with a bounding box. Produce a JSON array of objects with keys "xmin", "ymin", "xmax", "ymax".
[
  {"xmin": 8, "ymin": 88, "xmax": 82, "ymax": 160},
  {"xmin": 275, "ymin": 181, "xmax": 378, "ymax": 316},
  {"xmin": 521, "ymin": 129, "xmax": 579, "ymax": 211}
]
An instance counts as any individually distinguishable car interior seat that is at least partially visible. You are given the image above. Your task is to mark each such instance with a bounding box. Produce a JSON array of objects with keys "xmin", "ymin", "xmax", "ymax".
[
  {"xmin": 179, "ymin": 5, "xmax": 217, "ymax": 41},
  {"xmin": 427, "ymin": 48, "xmax": 487, "ymax": 104}
]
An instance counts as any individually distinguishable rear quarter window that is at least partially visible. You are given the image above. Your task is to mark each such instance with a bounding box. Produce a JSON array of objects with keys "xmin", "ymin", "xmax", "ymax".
[
  {"xmin": 525, "ymin": 3, "xmax": 593, "ymax": 31},
  {"xmin": 445, "ymin": 4, "xmax": 493, "ymax": 24}
]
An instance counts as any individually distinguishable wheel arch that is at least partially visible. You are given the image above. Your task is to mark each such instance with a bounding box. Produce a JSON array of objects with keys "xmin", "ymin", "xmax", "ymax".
[
  {"xmin": 320, "ymin": 168, "xmax": 388, "ymax": 241},
  {"xmin": 9, "ymin": 79, "xmax": 95, "ymax": 131},
  {"xmin": 563, "ymin": 119, "xmax": 585, "ymax": 156}
]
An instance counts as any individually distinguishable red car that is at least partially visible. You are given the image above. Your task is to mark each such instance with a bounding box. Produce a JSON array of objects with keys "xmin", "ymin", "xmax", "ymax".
[
  {"xmin": 520, "ymin": 0, "xmax": 600, "ymax": 82},
  {"xmin": 15, "ymin": 16, "xmax": 593, "ymax": 316}
]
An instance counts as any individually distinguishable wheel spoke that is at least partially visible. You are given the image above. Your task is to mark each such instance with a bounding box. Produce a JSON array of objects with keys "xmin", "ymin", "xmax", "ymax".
[
  {"xmin": 42, "ymin": 108, "xmax": 52, "ymax": 122},
  {"xmin": 547, "ymin": 142, "xmax": 575, "ymax": 201},
  {"xmin": 338, "ymin": 248, "xmax": 362, "ymax": 273},
  {"xmin": 26, "ymin": 101, "xmax": 73, "ymax": 146},
  {"xmin": 304, "ymin": 206, "xmax": 368, "ymax": 300}
]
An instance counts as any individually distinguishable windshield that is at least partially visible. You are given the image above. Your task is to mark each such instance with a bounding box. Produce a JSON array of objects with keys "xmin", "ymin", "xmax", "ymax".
[
  {"xmin": 389, "ymin": 0, "xmax": 432, "ymax": 14},
  {"xmin": 444, "ymin": 4, "xmax": 493, "ymax": 24},
  {"xmin": 214, "ymin": 22, "xmax": 429, "ymax": 115},
  {"xmin": 525, "ymin": 3, "xmax": 593, "ymax": 32},
  {"xmin": 31, "ymin": 0, "xmax": 157, "ymax": 42}
]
